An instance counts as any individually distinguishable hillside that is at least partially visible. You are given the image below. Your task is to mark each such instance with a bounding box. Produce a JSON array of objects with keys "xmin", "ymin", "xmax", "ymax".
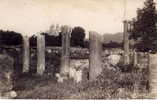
[{"xmin": 103, "ymin": 32, "xmax": 123, "ymax": 43}]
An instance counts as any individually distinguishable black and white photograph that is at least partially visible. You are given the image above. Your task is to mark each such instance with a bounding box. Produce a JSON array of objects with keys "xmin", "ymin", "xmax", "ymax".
[{"xmin": 0, "ymin": 0, "xmax": 157, "ymax": 99}]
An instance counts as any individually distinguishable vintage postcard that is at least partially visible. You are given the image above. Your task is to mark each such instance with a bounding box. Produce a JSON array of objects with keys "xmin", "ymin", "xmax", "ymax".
[{"xmin": 0, "ymin": 0, "xmax": 157, "ymax": 99}]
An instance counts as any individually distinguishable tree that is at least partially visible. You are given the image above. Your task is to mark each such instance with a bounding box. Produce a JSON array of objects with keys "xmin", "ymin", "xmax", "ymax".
[
  {"xmin": 130, "ymin": 0, "xmax": 157, "ymax": 52},
  {"xmin": 57, "ymin": 32, "xmax": 62, "ymax": 46},
  {"xmin": 0, "ymin": 30, "xmax": 23, "ymax": 46},
  {"xmin": 71, "ymin": 26, "xmax": 85, "ymax": 47},
  {"xmin": 29, "ymin": 32, "xmax": 62, "ymax": 47},
  {"xmin": 43, "ymin": 32, "xmax": 62, "ymax": 46}
]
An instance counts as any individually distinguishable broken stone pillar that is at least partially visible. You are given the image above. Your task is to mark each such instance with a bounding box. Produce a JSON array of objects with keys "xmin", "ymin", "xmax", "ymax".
[
  {"xmin": 89, "ymin": 31, "xmax": 103, "ymax": 81},
  {"xmin": 147, "ymin": 52, "xmax": 150, "ymax": 92},
  {"xmin": 60, "ymin": 25, "xmax": 71, "ymax": 76},
  {"xmin": 23, "ymin": 35, "xmax": 30, "ymax": 73},
  {"xmin": 37, "ymin": 34, "xmax": 45, "ymax": 75},
  {"xmin": 123, "ymin": 20, "xmax": 130, "ymax": 65},
  {"xmin": 133, "ymin": 50, "xmax": 137, "ymax": 67},
  {"xmin": 149, "ymin": 53, "xmax": 157, "ymax": 97},
  {"xmin": 0, "ymin": 53, "xmax": 16, "ymax": 98}
]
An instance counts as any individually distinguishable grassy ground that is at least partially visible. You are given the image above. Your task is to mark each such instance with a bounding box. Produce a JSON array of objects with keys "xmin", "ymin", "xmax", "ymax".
[
  {"xmin": 1, "ymin": 47, "xmax": 150, "ymax": 99},
  {"xmin": 14, "ymin": 73, "xmax": 89, "ymax": 99},
  {"xmin": 13, "ymin": 66, "xmax": 149, "ymax": 99}
]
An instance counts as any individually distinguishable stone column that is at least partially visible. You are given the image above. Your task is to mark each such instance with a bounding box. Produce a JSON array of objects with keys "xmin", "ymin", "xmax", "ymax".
[
  {"xmin": 89, "ymin": 31, "xmax": 103, "ymax": 81},
  {"xmin": 147, "ymin": 52, "xmax": 150, "ymax": 92},
  {"xmin": 133, "ymin": 50, "xmax": 137, "ymax": 67},
  {"xmin": 37, "ymin": 34, "xmax": 45, "ymax": 75},
  {"xmin": 0, "ymin": 54, "xmax": 14, "ymax": 90},
  {"xmin": 60, "ymin": 25, "xmax": 71, "ymax": 76},
  {"xmin": 23, "ymin": 35, "xmax": 30, "ymax": 73},
  {"xmin": 123, "ymin": 20, "xmax": 130, "ymax": 65},
  {"xmin": 149, "ymin": 53, "xmax": 157, "ymax": 97}
]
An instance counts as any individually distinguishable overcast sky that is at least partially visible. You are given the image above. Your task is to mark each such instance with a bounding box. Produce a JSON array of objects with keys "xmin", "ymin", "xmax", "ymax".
[{"xmin": 0, "ymin": 0, "xmax": 153, "ymax": 36}]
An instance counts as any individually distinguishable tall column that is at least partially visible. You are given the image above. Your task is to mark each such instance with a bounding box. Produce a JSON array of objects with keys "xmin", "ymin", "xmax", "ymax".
[
  {"xmin": 133, "ymin": 50, "xmax": 137, "ymax": 67},
  {"xmin": 37, "ymin": 34, "xmax": 45, "ymax": 75},
  {"xmin": 123, "ymin": 20, "xmax": 130, "ymax": 65},
  {"xmin": 147, "ymin": 52, "xmax": 150, "ymax": 92},
  {"xmin": 89, "ymin": 31, "xmax": 103, "ymax": 81},
  {"xmin": 60, "ymin": 25, "xmax": 71, "ymax": 76},
  {"xmin": 23, "ymin": 35, "xmax": 30, "ymax": 73},
  {"xmin": 149, "ymin": 53, "xmax": 157, "ymax": 97}
]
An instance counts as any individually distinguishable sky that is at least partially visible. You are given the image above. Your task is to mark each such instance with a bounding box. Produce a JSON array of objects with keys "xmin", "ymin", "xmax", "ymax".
[{"xmin": 0, "ymin": 0, "xmax": 153, "ymax": 36}]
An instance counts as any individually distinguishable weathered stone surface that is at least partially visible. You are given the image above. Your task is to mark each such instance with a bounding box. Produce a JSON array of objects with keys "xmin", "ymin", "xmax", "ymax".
[
  {"xmin": 69, "ymin": 67, "xmax": 82, "ymax": 83},
  {"xmin": 55, "ymin": 73, "xmax": 68, "ymax": 83},
  {"xmin": 60, "ymin": 26, "xmax": 71, "ymax": 76},
  {"xmin": 107, "ymin": 54, "xmax": 121, "ymax": 66},
  {"xmin": 133, "ymin": 50, "xmax": 137, "ymax": 66},
  {"xmin": 70, "ymin": 59, "xmax": 89, "ymax": 69},
  {"xmin": 69, "ymin": 59, "xmax": 89, "ymax": 83},
  {"xmin": 89, "ymin": 31, "xmax": 103, "ymax": 81},
  {"xmin": 0, "ymin": 54, "xmax": 15, "ymax": 98},
  {"xmin": 123, "ymin": 20, "xmax": 130, "ymax": 65},
  {"xmin": 37, "ymin": 34, "xmax": 45, "ymax": 75},
  {"xmin": 23, "ymin": 36, "xmax": 30, "ymax": 73},
  {"xmin": 149, "ymin": 53, "xmax": 157, "ymax": 96},
  {"xmin": 0, "ymin": 90, "xmax": 17, "ymax": 99}
]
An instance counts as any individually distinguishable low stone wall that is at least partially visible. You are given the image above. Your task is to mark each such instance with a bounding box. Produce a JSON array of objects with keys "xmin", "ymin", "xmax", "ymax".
[
  {"xmin": 30, "ymin": 47, "xmax": 89, "ymax": 75},
  {"xmin": 70, "ymin": 59, "xmax": 89, "ymax": 69},
  {"xmin": 0, "ymin": 46, "xmax": 150, "ymax": 75},
  {"xmin": 45, "ymin": 47, "xmax": 89, "ymax": 59},
  {"xmin": 0, "ymin": 46, "xmax": 151, "ymax": 96}
]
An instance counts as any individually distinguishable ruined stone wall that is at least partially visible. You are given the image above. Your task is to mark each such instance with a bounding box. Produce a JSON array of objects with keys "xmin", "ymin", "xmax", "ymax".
[
  {"xmin": 1, "ymin": 47, "xmax": 149, "ymax": 74},
  {"xmin": 0, "ymin": 46, "xmax": 150, "ymax": 94}
]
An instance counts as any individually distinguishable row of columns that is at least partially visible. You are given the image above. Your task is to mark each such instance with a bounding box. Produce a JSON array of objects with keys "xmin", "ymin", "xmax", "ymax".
[
  {"xmin": 22, "ymin": 26, "xmax": 103, "ymax": 80},
  {"xmin": 22, "ymin": 21, "xmax": 132, "ymax": 80},
  {"xmin": 22, "ymin": 34, "xmax": 45, "ymax": 75},
  {"xmin": 22, "ymin": 21, "xmax": 139, "ymax": 79},
  {"xmin": 22, "ymin": 22, "xmax": 157, "ymax": 97}
]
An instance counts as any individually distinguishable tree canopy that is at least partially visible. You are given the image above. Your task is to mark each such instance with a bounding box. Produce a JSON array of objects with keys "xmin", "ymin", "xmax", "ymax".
[
  {"xmin": 0, "ymin": 30, "xmax": 23, "ymax": 46},
  {"xmin": 71, "ymin": 26, "xmax": 85, "ymax": 47},
  {"xmin": 0, "ymin": 25, "xmax": 87, "ymax": 48},
  {"xmin": 130, "ymin": 0, "xmax": 157, "ymax": 52}
]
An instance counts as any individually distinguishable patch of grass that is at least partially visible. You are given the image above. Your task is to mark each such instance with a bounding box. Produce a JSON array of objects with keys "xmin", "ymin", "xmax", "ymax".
[{"xmin": 13, "ymin": 63, "xmax": 149, "ymax": 99}]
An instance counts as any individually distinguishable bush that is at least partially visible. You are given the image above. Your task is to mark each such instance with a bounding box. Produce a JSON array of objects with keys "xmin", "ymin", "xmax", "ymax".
[
  {"xmin": 117, "ymin": 63, "xmax": 133, "ymax": 72},
  {"xmin": 0, "ymin": 30, "xmax": 23, "ymax": 46}
]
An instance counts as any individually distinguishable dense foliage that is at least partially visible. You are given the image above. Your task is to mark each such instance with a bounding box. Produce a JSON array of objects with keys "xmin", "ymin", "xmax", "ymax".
[
  {"xmin": 30, "ymin": 26, "xmax": 86, "ymax": 47},
  {"xmin": 103, "ymin": 41, "xmax": 123, "ymax": 49},
  {"xmin": 130, "ymin": 0, "xmax": 157, "ymax": 52},
  {"xmin": 71, "ymin": 26, "xmax": 86, "ymax": 47},
  {"xmin": 0, "ymin": 30, "xmax": 23, "ymax": 46}
]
